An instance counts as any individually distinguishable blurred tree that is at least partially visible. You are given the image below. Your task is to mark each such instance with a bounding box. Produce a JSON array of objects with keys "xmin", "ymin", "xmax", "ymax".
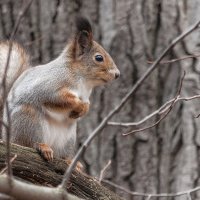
[{"xmin": 1, "ymin": 0, "xmax": 200, "ymax": 200}]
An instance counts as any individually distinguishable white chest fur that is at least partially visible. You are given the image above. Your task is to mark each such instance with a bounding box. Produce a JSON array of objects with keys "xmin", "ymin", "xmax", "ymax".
[{"xmin": 72, "ymin": 79, "xmax": 93, "ymax": 103}]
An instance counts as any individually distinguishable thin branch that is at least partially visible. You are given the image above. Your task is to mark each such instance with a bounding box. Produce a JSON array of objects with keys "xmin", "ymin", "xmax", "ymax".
[
  {"xmin": 0, "ymin": 154, "xmax": 17, "ymax": 175},
  {"xmin": 25, "ymin": 35, "xmax": 45, "ymax": 46},
  {"xmin": 4, "ymin": 103, "xmax": 12, "ymax": 178},
  {"xmin": 195, "ymin": 113, "xmax": 200, "ymax": 118},
  {"xmin": 108, "ymin": 94, "xmax": 200, "ymax": 127},
  {"xmin": 0, "ymin": 193, "xmax": 13, "ymax": 200},
  {"xmin": 103, "ymin": 179, "xmax": 200, "ymax": 198},
  {"xmin": 122, "ymin": 71, "xmax": 185, "ymax": 136},
  {"xmin": 59, "ymin": 19, "xmax": 200, "ymax": 188},
  {"xmin": 187, "ymin": 193, "xmax": 192, "ymax": 200},
  {"xmin": 0, "ymin": 120, "xmax": 9, "ymax": 130},
  {"xmin": 99, "ymin": 160, "xmax": 111, "ymax": 183},
  {"xmin": 1, "ymin": 0, "xmax": 33, "ymax": 180},
  {"xmin": 146, "ymin": 196, "xmax": 151, "ymax": 200},
  {"xmin": 147, "ymin": 53, "xmax": 200, "ymax": 64},
  {"xmin": 2, "ymin": 0, "xmax": 34, "ymax": 87}
]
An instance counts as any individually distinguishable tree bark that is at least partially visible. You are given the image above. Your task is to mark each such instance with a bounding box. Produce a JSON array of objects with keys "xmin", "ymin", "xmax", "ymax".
[{"xmin": 0, "ymin": 141, "xmax": 124, "ymax": 200}]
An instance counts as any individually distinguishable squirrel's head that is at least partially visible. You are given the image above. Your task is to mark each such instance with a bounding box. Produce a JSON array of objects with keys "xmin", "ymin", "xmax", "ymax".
[{"xmin": 68, "ymin": 16, "xmax": 120, "ymax": 86}]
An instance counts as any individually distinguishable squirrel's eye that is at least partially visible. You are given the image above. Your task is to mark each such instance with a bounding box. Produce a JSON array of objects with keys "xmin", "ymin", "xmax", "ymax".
[{"xmin": 95, "ymin": 55, "xmax": 104, "ymax": 62}]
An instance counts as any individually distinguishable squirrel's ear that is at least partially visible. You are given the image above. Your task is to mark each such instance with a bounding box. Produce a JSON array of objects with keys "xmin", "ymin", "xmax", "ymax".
[{"xmin": 73, "ymin": 17, "xmax": 93, "ymax": 57}]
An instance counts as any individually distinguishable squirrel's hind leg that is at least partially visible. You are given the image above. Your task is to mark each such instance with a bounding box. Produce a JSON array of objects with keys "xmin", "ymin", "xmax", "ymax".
[{"xmin": 7, "ymin": 104, "xmax": 54, "ymax": 161}]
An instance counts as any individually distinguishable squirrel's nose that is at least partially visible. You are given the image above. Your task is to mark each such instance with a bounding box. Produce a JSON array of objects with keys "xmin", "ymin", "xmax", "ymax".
[{"xmin": 115, "ymin": 71, "xmax": 120, "ymax": 79}]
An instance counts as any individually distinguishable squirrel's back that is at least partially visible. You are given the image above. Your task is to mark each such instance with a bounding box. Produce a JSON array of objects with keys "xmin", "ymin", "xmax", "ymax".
[{"xmin": 0, "ymin": 41, "xmax": 30, "ymax": 94}]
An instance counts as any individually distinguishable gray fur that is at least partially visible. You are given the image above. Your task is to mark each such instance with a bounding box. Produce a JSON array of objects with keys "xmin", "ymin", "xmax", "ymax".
[
  {"xmin": 2, "ymin": 35, "xmax": 119, "ymax": 160},
  {"xmin": 3, "ymin": 52, "xmax": 80, "ymax": 159}
]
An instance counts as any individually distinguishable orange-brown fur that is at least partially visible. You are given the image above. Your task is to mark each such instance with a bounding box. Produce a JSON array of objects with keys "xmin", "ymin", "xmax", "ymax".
[
  {"xmin": 43, "ymin": 102, "xmax": 70, "ymax": 113},
  {"xmin": 36, "ymin": 143, "xmax": 53, "ymax": 161},
  {"xmin": 56, "ymin": 87, "xmax": 89, "ymax": 118},
  {"xmin": 69, "ymin": 41, "xmax": 117, "ymax": 84},
  {"xmin": 42, "ymin": 87, "xmax": 89, "ymax": 119}
]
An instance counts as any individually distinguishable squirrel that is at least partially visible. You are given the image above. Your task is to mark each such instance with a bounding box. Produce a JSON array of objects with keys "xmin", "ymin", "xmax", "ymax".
[{"xmin": 2, "ymin": 17, "xmax": 120, "ymax": 165}]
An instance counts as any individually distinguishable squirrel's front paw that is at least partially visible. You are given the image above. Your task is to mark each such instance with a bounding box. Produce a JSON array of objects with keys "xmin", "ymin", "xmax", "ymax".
[
  {"xmin": 69, "ymin": 102, "xmax": 89, "ymax": 119},
  {"xmin": 36, "ymin": 143, "xmax": 54, "ymax": 161}
]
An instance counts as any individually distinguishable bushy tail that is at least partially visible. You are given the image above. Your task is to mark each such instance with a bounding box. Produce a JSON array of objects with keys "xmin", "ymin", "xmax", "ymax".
[{"xmin": 0, "ymin": 41, "xmax": 30, "ymax": 109}]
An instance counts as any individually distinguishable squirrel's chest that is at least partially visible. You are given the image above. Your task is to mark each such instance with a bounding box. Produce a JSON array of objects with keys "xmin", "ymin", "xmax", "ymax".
[{"xmin": 72, "ymin": 80, "xmax": 92, "ymax": 102}]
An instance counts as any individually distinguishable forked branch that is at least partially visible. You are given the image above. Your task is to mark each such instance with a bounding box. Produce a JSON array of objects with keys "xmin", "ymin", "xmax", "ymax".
[{"xmin": 122, "ymin": 71, "xmax": 185, "ymax": 136}]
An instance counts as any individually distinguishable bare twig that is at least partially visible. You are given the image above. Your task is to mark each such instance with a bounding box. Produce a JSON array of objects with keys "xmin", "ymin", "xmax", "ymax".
[
  {"xmin": 2, "ymin": 0, "xmax": 34, "ymax": 87},
  {"xmin": 59, "ymin": 19, "xmax": 200, "ymax": 188},
  {"xmin": 3, "ymin": 103, "xmax": 11, "ymax": 178},
  {"xmin": 0, "ymin": 154, "xmax": 17, "ymax": 175},
  {"xmin": 1, "ymin": 0, "xmax": 33, "ymax": 179},
  {"xmin": 122, "ymin": 71, "xmax": 185, "ymax": 135},
  {"xmin": 187, "ymin": 193, "xmax": 192, "ymax": 200},
  {"xmin": 194, "ymin": 106, "xmax": 200, "ymax": 118},
  {"xmin": 25, "ymin": 35, "xmax": 45, "ymax": 46},
  {"xmin": 103, "ymin": 179, "xmax": 200, "ymax": 198},
  {"xmin": 0, "ymin": 120, "xmax": 9, "ymax": 130},
  {"xmin": 195, "ymin": 113, "xmax": 200, "ymax": 118},
  {"xmin": 0, "ymin": 193, "xmax": 13, "ymax": 200},
  {"xmin": 99, "ymin": 160, "xmax": 111, "ymax": 183},
  {"xmin": 108, "ymin": 94, "xmax": 200, "ymax": 127},
  {"xmin": 147, "ymin": 53, "xmax": 200, "ymax": 64},
  {"xmin": 146, "ymin": 196, "xmax": 151, "ymax": 200}
]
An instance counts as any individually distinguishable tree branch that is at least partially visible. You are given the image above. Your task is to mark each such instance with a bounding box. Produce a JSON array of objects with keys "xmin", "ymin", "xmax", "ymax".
[
  {"xmin": 147, "ymin": 53, "xmax": 200, "ymax": 64},
  {"xmin": 0, "ymin": 141, "xmax": 124, "ymax": 200},
  {"xmin": 99, "ymin": 160, "xmax": 111, "ymax": 183},
  {"xmin": 107, "ymin": 94, "xmax": 200, "ymax": 127},
  {"xmin": 103, "ymin": 179, "xmax": 200, "ymax": 199},
  {"xmin": 122, "ymin": 71, "xmax": 185, "ymax": 135}
]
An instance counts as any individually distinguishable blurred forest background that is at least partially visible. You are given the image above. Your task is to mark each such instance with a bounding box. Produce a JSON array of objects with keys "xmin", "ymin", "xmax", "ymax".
[{"xmin": 1, "ymin": 0, "xmax": 200, "ymax": 200}]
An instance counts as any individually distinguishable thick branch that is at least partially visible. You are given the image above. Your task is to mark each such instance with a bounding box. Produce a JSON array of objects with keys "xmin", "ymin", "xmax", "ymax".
[{"xmin": 0, "ymin": 141, "xmax": 124, "ymax": 200}]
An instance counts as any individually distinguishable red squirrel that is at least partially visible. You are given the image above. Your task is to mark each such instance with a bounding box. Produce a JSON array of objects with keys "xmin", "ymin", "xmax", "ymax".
[{"xmin": 2, "ymin": 17, "xmax": 120, "ymax": 166}]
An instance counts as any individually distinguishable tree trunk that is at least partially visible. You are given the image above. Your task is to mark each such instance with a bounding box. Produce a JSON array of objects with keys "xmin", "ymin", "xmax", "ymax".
[
  {"xmin": 0, "ymin": 141, "xmax": 124, "ymax": 200},
  {"xmin": 0, "ymin": 1, "xmax": 200, "ymax": 200}
]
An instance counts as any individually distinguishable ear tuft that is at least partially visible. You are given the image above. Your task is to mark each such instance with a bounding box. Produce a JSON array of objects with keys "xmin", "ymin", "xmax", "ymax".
[
  {"xmin": 76, "ymin": 16, "xmax": 92, "ymax": 34},
  {"xmin": 72, "ymin": 16, "xmax": 93, "ymax": 57}
]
